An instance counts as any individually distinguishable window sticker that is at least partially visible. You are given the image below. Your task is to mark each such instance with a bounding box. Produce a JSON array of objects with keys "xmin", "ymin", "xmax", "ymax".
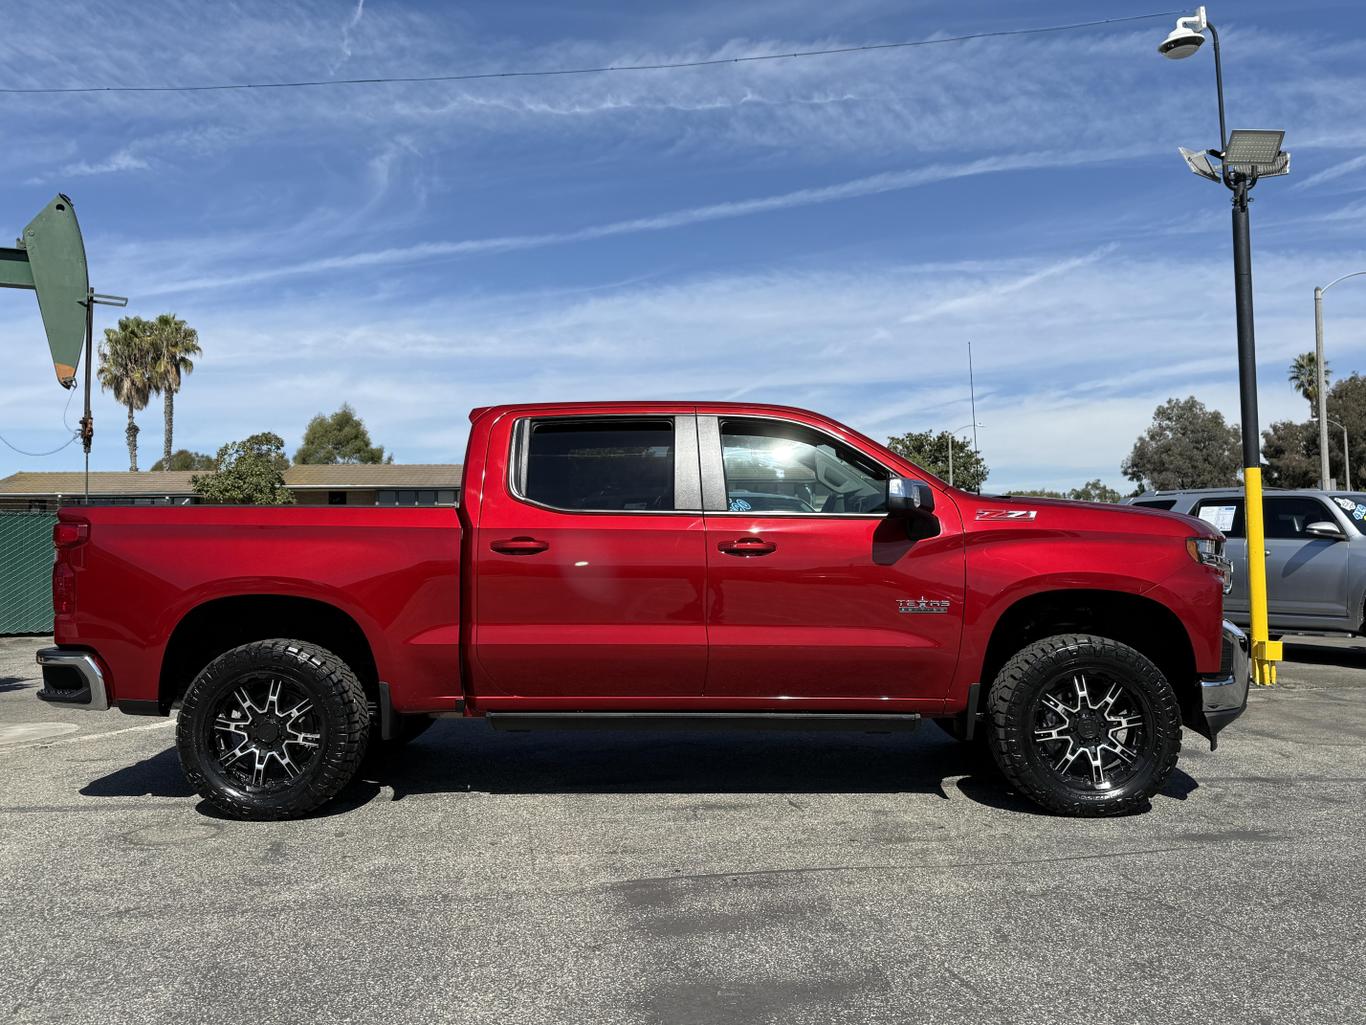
[
  {"xmin": 1333, "ymin": 497, "xmax": 1356, "ymax": 512},
  {"xmin": 1198, "ymin": 504, "xmax": 1237, "ymax": 531},
  {"xmin": 728, "ymin": 497, "xmax": 752, "ymax": 512}
]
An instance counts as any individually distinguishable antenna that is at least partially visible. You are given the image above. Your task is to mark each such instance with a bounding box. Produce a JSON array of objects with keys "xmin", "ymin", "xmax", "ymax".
[{"xmin": 968, "ymin": 341, "xmax": 979, "ymax": 453}]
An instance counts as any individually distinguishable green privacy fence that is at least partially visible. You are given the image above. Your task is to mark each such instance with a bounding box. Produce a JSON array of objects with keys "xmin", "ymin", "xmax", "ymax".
[{"xmin": 0, "ymin": 512, "xmax": 56, "ymax": 635}]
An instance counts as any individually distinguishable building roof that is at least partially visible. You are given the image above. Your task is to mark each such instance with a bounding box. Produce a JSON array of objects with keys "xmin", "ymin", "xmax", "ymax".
[
  {"xmin": 283, "ymin": 464, "xmax": 462, "ymax": 489},
  {"xmin": 0, "ymin": 464, "xmax": 463, "ymax": 497},
  {"xmin": 0, "ymin": 471, "xmax": 199, "ymax": 497}
]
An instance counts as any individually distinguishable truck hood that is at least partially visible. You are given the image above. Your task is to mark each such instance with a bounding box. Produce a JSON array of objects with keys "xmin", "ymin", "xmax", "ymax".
[{"xmin": 964, "ymin": 493, "xmax": 1219, "ymax": 540}]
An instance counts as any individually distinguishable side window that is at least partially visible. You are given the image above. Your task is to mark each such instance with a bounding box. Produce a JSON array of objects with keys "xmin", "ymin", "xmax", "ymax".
[
  {"xmin": 522, "ymin": 419, "xmax": 675, "ymax": 511},
  {"xmin": 719, "ymin": 419, "xmax": 888, "ymax": 514},
  {"xmin": 1264, "ymin": 497, "xmax": 1334, "ymax": 539},
  {"xmin": 1132, "ymin": 499, "xmax": 1177, "ymax": 511},
  {"xmin": 1194, "ymin": 498, "xmax": 1244, "ymax": 538}
]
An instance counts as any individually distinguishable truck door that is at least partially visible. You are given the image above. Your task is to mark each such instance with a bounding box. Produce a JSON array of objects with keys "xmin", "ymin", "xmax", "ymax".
[
  {"xmin": 472, "ymin": 412, "xmax": 708, "ymax": 699},
  {"xmin": 698, "ymin": 414, "xmax": 965, "ymax": 702}
]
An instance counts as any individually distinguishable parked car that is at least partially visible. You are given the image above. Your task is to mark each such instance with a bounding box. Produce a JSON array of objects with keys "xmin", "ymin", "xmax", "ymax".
[
  {"xmin": 37, "ymin": 402, "xmax": 1246, "ymax": 820},
  {"xmin": 1125, "ymin": 487, "xmax": 1366, "ymax": 637}
]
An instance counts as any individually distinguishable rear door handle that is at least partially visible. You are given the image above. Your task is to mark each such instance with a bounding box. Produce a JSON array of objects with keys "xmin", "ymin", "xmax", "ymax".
[
  {"xmin": 490, "ymin": 537, "xmax": 550, "ymax": 555},
  {"xmin": 717, "ymin": 536, "xmax": 777, "ymax": 557}
]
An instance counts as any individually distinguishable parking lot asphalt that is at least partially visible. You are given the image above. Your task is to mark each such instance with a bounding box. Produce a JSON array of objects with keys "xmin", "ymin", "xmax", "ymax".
[{"xmin": 2, "ymin": 635, "xmax": 1364, "ymax": 1025}]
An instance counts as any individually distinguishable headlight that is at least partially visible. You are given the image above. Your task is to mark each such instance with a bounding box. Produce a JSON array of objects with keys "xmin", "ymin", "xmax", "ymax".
[{"xmin": 1187, "ymin": 536, "xmax": 1233, "ymax": 594}]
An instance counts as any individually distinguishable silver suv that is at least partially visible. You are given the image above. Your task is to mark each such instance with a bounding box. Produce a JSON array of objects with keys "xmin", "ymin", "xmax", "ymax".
[{"xmin": 1123, "ymin": 488, "xmax": 1366, "ymax": 636}]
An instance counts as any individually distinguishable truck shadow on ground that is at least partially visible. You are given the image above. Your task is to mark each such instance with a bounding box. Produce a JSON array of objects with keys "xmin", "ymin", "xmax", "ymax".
[
  {"xmin": 79, "ymin": 719, "xmax": 1199, "ymax": 818},
  {"xmin": 1280, "ymin": 641, "xmax": 1366, "ymax": 670}
]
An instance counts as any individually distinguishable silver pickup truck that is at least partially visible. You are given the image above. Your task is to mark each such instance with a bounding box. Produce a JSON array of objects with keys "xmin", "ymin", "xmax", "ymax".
[{"xmin": 1125, "ymin": 487, "xmax": 1366, "ymax": 636}]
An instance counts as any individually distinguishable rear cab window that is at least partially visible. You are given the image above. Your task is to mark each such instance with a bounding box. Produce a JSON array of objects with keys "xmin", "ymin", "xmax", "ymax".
[{"xmin": 516, "ymin": 418, "xmax": 677, "ymax": 512}]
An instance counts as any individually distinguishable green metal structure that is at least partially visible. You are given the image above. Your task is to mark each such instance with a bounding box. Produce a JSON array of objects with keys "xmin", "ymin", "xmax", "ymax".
[{"xmin": 0, "ymin": 194, "xmax": 90, "ymax": 388}]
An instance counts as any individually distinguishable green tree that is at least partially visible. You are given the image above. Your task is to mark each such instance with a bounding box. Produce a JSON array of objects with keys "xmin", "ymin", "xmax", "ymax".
[
  {"xmin": 886, "ymin": 430, "xmax": 989, "ymax": 492},
  {"xmin": 1261, "ymin": 420, "xmax": 1319, "ymax": 488},
  {"xmin": 294, "ymin": 403, "xmax": 392, "ymax": 465},
  {"xmin": 150, "ymin": 449, "xmax": 215, "ymax": 471},
  {"xmin": 1011, "ymin": 480, "xmax": 1121, "ymax": 502},
  {"xmin": 1069, "ymin": 479, "xmax": 1122, "ymax": 503},
  {"xmin": 1122, "ymin": 397, "xmax": 1242, "ymax": 492},
  {"xmin": 97, "ymin": 316, "xmax": 157, "ymax": 471},
  {"xmin": 1288, "ymin": 352, "xmax": 1331, "ymax": 416},
  {"xmin": 1326, "ymin": 373, "xmax": 1366, "ymax": 487},
  {"xmin": 192, "ymin": 432, "xmax": 295, "ymax": 505},
  {"xmin": 147, "ymin": 313, "xmax": 202, "ymax": 467}
]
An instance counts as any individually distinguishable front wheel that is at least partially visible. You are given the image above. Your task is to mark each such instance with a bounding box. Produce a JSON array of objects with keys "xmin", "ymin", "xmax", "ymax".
[
  {"xmin": 985, "ymin": 634, "xmax": 1181, "ymax": 817},
  {"xmin": 176, "ymin": 639, "xmax": 370, "ymax": 820}
]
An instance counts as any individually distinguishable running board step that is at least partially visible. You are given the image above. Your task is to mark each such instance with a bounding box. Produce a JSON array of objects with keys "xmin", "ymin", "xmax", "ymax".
[{"xmin": 484, "ymin": 712, "xmax": 920, "ymax": 733}]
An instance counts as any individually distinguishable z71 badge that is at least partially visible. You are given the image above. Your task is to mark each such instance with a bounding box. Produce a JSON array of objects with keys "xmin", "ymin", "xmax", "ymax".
[
  {"xmin": 897, "ymin": 597, "xmax": 951, "ymax": 614},
  {"xmin": 976, "ymin": 509, "xmax": 1038, "ymax": 521}
]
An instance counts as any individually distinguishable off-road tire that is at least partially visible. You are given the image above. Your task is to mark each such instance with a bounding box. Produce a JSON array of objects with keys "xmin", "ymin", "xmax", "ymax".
[
  {"xmin": 986, "ymin": 633, "xmax": 1181, "ymax": 817},
  {"xmin": 176, "ymin": 639, "xmax": 370, "ymax": 820}
]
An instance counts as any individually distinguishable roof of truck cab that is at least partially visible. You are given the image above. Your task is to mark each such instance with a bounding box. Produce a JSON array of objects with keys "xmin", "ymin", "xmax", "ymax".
[{"xmin": 469, "ymin": 401, "xmax": 841, "ymax": 421}]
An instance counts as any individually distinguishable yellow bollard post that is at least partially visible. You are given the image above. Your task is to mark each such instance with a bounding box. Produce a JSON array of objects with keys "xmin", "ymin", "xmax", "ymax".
[{"xmin": 1242, "ymin": 466, "xmax": 1281, "ymax": 684}]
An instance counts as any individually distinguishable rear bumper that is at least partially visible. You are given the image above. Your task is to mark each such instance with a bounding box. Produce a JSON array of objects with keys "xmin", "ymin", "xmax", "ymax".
[
  {"xmin": 1194, "ymin": 621, "xmax": 1249, "ymax": 749},
  {"xmin": 34, "ymin": 648, "xmax": 110, "ymax": 712}
]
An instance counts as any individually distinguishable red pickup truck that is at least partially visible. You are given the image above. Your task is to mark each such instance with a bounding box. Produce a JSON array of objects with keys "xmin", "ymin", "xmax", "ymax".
[{"xmin": 36, "ymin": 402, "xmax": 1247, "ymax": 819}]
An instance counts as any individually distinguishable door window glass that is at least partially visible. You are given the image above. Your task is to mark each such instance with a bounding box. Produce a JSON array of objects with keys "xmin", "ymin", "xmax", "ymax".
[
  {"xmin": 523, "ymin": 419, "xmax": 675, "ymax": 511},
  {"xmin": 1132, "ymin": 499, "xmax": 1177, "ymax": 510},
  {"xmin": 1265, "ymin": 497, "xmax": 1334, "ymax": 539},
  {"xmin": 1194, "ymin": 498, "xmax": 1244, "ymax": 537},
  {"xmin": 719, "ymin": 419, "xmax": 888, "ymax": 514}
]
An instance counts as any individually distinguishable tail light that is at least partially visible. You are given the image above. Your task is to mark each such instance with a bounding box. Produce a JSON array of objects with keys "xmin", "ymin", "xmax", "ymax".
[
  {"xmin": 54, "ymin": 521, "xmax": 89, "ymax": 548},
  {"xmin": 53, "ymin": 561, "xmax": 76, "ymax": 616},
  {"xmin": 52, "ymin": 519, "xmax": 87, "ymax": 619}
]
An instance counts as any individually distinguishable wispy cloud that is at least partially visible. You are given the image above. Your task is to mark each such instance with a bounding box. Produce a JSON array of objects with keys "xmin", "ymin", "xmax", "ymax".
[
  {"xmin": 138, "ymin": 150, "xmax": 1094, "ymax": 295},
  {"xmin": 1294, "ymin": 152, "xmax": 1366, "ymax": 191},
  {"xmin": 329, "ymin": 0, "xmax": 366, "ymax": 74},
  {"xmin": 26, "ymin": 146, "xmax": 147, "ymax": 184}
]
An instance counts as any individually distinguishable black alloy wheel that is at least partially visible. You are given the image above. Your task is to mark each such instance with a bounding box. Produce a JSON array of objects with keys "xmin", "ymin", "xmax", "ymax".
[
  {"xmin": 176, "ymin": 639, "xmax": 369, "ymax": 820},
  {"xmin": 986, "ymin": 634, "xmax": 1182, "ymax": 817}
]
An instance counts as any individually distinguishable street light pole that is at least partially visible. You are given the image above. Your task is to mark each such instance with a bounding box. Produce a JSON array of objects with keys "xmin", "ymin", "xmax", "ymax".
[
  {"xmin": 1160, "ymin": 7, "xmax": 1291, "ymax": 686},
  {"xmin": 1315, "ymin": 416, "xmax": 1351, "ymax": 491},
  {"xmin": 1314, "ymin": 271, "xmax": 1366, "ymax": 489}
]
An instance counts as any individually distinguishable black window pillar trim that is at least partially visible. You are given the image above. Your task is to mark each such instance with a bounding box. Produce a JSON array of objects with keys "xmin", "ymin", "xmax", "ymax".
[{"xmin": 697, "ymin": 415, "xmax": 728, "ymax": 512}]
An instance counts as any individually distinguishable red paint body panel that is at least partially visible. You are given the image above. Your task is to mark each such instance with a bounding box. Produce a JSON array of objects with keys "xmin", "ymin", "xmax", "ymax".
[
  {"xmin": 55, "ymin": 506, "xmax": 461, "ymax": 712},
  {"xmin": 53, "ymin": 401, "xmax": 1225, "ymax": 720}
]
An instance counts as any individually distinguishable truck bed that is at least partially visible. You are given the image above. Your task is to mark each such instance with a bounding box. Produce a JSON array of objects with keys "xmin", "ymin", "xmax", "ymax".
[{"xmin": 53, "ymin": 505, "xmax": 462, "ymax": 714}]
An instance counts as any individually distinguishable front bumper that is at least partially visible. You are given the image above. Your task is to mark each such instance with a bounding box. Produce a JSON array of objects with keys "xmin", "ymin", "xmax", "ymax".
[
  {"xmin": 35, "ymin": 648, "xmax": 110, "ymax": 712},
  {"xmin": 1194, "ymin": 620, "xmax": 1250, "ymax": 750}
]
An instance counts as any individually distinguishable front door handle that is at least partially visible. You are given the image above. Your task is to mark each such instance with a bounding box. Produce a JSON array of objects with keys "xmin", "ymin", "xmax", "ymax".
[
  {"xmin": 490, "ymin": 537, "xmax": 550, "ymax": 555},
  {"xmin": 718, "ymin": 536, "xmax": 777, "ymax": 557}
]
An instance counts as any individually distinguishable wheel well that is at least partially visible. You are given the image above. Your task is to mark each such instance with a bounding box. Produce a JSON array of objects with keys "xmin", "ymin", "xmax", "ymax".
[
  {"xmin": 158, "ymin": 595, "xmax": 379, "ymax": 712},
  {"xmin": 979, "ymin": 590, "xmax": 1198, "ymax": 719}
]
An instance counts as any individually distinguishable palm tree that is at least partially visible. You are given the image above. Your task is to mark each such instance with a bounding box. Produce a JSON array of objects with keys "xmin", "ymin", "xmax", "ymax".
[
  {"xmin": 1288, "ymin": 352, "xmax": 1331, "ymax": 415},
  {"xmin": 97, "ymin": 317, "xmax": 157, "ymax": 471},
  {"xmin": 147, "ymin": 313, "xmax": 202, "ymax": 466}
]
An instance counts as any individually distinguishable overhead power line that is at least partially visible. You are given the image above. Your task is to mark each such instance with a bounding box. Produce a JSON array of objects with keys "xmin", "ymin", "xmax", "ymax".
[{"xmin": 0, "ymin": 12, "xmax": 1179, "ymax": 96}]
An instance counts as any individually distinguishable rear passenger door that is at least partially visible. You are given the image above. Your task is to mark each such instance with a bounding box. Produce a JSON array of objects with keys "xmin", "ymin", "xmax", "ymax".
[{"xmin": 472, "ymin": 413, "xmax": 708, "ymax": 699}]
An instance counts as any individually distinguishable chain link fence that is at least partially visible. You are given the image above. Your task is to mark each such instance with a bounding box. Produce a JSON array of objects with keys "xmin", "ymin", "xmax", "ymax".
[{"xmin": 0, "ymin": 512, "xmax": 56, "ymax": 635}]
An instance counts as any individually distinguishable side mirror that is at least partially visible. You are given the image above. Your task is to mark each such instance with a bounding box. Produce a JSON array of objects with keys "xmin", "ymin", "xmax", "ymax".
[
  {"xmin": 887, "ymin": 476, "xmax": 935, "ymax": 517},
  {"xmin": 1305, "ymin": 521, "xmax": 1345, "ymax": 540}
]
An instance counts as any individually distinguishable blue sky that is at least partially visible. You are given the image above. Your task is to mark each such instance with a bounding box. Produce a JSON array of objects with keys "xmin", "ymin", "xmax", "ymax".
[{"xmin": 3, "ymin": 0, "xmax": 1366, "ymax": 491}]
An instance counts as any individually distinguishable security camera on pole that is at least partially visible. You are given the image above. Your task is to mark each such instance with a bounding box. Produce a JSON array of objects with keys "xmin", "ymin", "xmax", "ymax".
[{"xmin": 1159, "ymin": 7, "xmax": 1290, "ymax": 685}]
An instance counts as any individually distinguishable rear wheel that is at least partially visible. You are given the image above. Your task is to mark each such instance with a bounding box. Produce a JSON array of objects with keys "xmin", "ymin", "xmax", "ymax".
[
  {"xmin": 176, "ymin": 639, "xmax": 369, "ymax": 820},
  {"xmin": 985, "ymin": 634, "xmax": 1181, "ymax": 817}
]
